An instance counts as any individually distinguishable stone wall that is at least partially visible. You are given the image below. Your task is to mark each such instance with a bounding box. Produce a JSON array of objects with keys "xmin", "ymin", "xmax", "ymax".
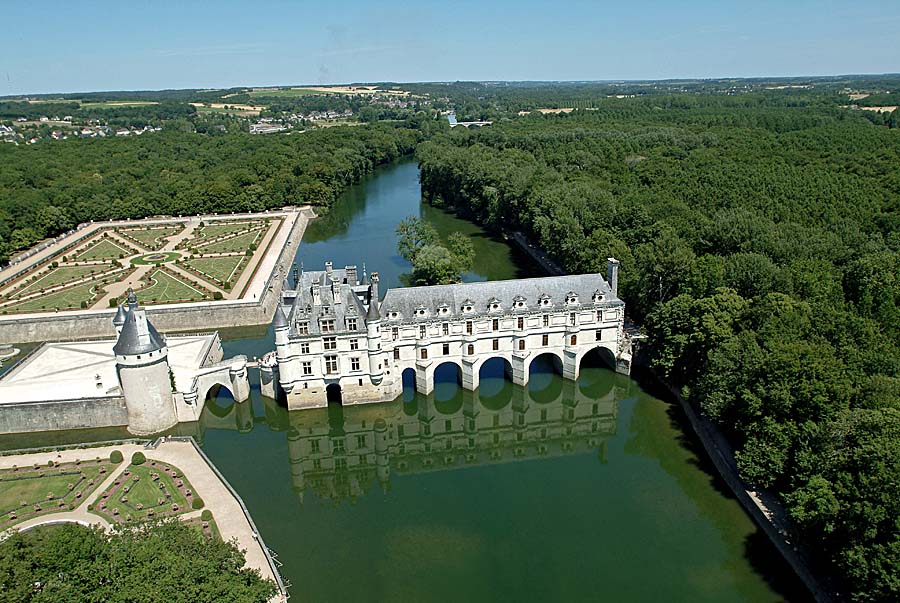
[
  {"xmin": 0, "ymin": 397, "xmax": 128, "ymax": 434},
  {"xmin": 0, "ymin": 209, "xmax": 309, "ymax": 344}
]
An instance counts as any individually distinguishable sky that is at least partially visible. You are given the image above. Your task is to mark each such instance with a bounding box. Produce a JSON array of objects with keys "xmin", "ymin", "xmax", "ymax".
[{"xmin": 1, "ymin": 0, "xmax": 899, "ymax": 96}]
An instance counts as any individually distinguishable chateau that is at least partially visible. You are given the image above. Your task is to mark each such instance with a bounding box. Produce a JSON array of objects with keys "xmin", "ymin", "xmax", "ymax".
[{"xmin": 267, "ymin": 259, "xmax": 630, "ymax": 409}]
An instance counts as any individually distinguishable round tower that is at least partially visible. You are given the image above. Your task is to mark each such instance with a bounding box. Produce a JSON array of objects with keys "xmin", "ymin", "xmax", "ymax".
[
  {"xmin": 365, "ymin": 274, "xmax": 384, "ymax": 386},
  {"xmin": 273, "ymin": 304, "xmax": 296, "ymax": 394},
  {"xmin": 113, "ymin": 304, "xmax": 127, "ymax": 336},
  {"xmin": 113, "ymin": 291, "xmax": 177, "ymax": 435}
]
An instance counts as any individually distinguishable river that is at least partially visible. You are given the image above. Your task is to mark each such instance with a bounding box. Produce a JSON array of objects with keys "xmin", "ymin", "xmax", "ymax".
[{"xmin": 1, "ymin": 160, "xmax": 807, "ymax": 602}]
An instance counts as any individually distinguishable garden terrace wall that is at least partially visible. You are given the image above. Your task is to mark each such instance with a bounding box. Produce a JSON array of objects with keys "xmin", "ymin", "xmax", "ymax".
[{"xmin": 0, "ymin": 397, "xmax": 129, "ymax": 434}]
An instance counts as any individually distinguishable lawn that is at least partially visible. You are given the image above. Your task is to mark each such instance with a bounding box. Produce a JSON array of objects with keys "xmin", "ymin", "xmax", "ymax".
[
  {"xmin": 182, "ymin": 255, "xmax": 246, "ymax": 285},
  {"xmin": 117, "ymin": 225, "xmax": 183, "ymax": 250},
  {"xmin": 1, "ymin": 281, "xmax": 102, "ymax": 313},
  {"xmin": 75, "ymin": 238, "xmax": 133, "ymax": 261},
  {"xmin": 0, "ymin": 462, "xmax": 111, "ymax": 530},
  {"xmin": 11, "ymin": 264, "xmax": 115, "ymax": 298},
  {"xmin": 136, "ymin": 269, "xmax": 210, "ymax": 303},
  {"xmin": 91, "ymin": 462, "xmax": 197, "ymax": 523},
  {"xmin": 199, "ymin": 221, "xmax": 263, "ymax": 240},
  {"xmin": 198, "ymin": 229, "xmax": 262, "ymax": 254}
]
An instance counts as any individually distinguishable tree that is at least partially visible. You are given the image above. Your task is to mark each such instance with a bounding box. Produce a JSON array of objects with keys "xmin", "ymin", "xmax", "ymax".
[
  {"xmin": 395, "ymin": 216, "xmax": 438, "ymax": 263},
  {"xmin": 0, "ymin": 520, "xmax": 277, "ymax": 602}
]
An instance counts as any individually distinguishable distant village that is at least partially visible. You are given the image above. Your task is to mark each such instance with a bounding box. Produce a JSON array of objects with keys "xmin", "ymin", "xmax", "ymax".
[{"xmin": 0, "ymin": 115, "xmax": 162, "ymax": 145}]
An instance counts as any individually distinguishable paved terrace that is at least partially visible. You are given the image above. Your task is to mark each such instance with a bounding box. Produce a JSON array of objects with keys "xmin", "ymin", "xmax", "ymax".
[
  {"xmin": 0, "ymin": 441, "xmax": 281, "ymax": 593},
  {"xmin": 0, "ymin": 335, "xmax": 216, "ymax": 404}
]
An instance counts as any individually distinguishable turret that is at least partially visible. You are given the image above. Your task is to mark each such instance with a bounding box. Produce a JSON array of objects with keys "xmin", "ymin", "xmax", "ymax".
[
  {"xmin": 273, "ymin": 304, "xmax": 295, "ymax": 393},
  {"xmin": 113, "ymin": 290, "xmax": 176, "ymax": 435},
  {"xmin": 606, "ymin": 258, "xmax": 619, "ymax": 298},
  {"xmin": 112, "ymin": 304, "xmax": 127, "ymax": 336},
  {"xmin": 365, "ymin": 285, "xmax": 384, "ymax": 385}
]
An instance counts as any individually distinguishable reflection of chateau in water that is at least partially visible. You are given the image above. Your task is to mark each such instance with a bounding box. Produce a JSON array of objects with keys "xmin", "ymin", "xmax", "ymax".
[{"xmin": 282, "ymin": 366, "xmax": 627, "ymax": 503}]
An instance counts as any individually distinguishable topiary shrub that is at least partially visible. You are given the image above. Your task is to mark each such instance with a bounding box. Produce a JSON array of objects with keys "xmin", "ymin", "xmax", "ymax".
[
  {"xmin": 191, "ymin": 497, "xmax": 205, "ymax": 510},
  {"xmin": 200, "ymin": 509, "xmax": 213, "ymax": 521},
  {"xmin": 110, "ymin": 450, "xmax": 123, "ymax": 464},
  {"xmin": 131, "ymin": 451, "xmax": 146, "ymax": 466},
  {"xmin": 213, "ymin": 291, "xmax": 223, "ymax": 300}
]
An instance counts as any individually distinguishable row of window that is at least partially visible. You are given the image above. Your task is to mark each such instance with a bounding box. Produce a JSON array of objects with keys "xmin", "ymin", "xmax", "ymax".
[
  {"xmin": 395, "ymin": 311, "xmax": 612, "ymax": 341},
  {"xmin": 413, "ymin": 331, "xmax": 604, "ymax": 360},
  {"xmin": 303, "ymin": 356, "xmax": 363, "ymax": 375},
  {"xmin": 296, "ymin": 317, "xmax": 358, "ymax": 335}
]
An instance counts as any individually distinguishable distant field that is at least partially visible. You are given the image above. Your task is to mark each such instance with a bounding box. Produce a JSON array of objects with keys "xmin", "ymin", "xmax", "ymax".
[
  {"xmin": 80, "ymin": 101, "xmax": 159, "ymax": 108},
  {"xmin": 246, "ymin": 85, "xmax": 394, "ymax": 98},
  {"xmin": 190, "ymin": 102, "xmax": 262, "ymax": 115}
]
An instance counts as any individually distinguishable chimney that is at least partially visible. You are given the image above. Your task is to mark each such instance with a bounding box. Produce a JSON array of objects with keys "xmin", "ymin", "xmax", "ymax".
[
  {"xmin": 370, "ymin": 272, "xmax": 379, "ymax": 302},
  {"xmin": 324, "ymin": 261, "xmax": 333, "ymax": 279},
  {"xmin": 606, "ymin": 258, "xmax": 619, "ymax": 298},
  {"xmin": 311, "ymin": 282, "xmax": 321, "ymax": 306},
  {"xmin": 332, "ymin": 278, "xmax": 341, "ymax": 304},
  {"xmin": 346, "ymin": 265, "xmax": 358, "ymax": 285}
]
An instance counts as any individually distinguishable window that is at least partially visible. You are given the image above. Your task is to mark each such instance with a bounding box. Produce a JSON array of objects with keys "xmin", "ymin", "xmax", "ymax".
[
  {"xmin": 596, "ymin": 330, "xmax": 602, "ymax": 341},
  {"xmin": 393, "ymin": 348, "xmax": 400, "ymax": 360},
  {"xmin": 354, "ymin": 434, "xmax": 367, "ymax": 449},
  {"xmin": 493, "ymin": 414, "xmax": 500, "ymax": 427},
  {"xmin": 302, "ymin": 361, "xmax": 312, "ymax": 375},
  {"xmin": 321, "ymin": 319, "xmax": 335, "ymax": 333},
  {"xmin": 323, "ymin": 336, "xmax": 336, "ymax": 350},
  {"xmin": 424, "ymin": 424, "xmax": 431, "ymax": 436},
  {"xmin": 518, "ymin": 340, "xmax": 525, "ymax": 351},
  {"xmin": 570, "ymin": 334, "xmax": 577, "ymax": 345},
  {"xmin": 597, "ymin": 310, "xmax": 602, "ymax": 322},
  {"xmin": 421, "ymin": 349, "xmax": 428, "ymax": 360},
  {"xmin": 297, "ymin": 321, "xmax": 309, "ymax": 335},
  {"xmin": 543, "ymin": 314, "xmax": 549, "ymax": 327},
  {"xmin": 419, "ymin": 325, "xmax": 426, "ymax": 339},
  {"xmin": 492, "ymin": 319, "xmax": 499, "ymax": 331},
  {"xmin": 351, "ymin": 357, "xmax": 360, "ymax": 371},
  {"xmin": 325, "ymin": 355, "xmax": 338, "ymax": 374},
  {"xmin": 467, "ymin": 344, "xmax": 474, "ymax": 355},
  {"xmin": 311, "ymin": 439, "xmax": 320, "ymax": 453},
  {"xmin": 300, "ymin": 342, "xmax": 310, "ymax": 354},
  {"xmin": 349, "ymin": 338, "xmax": 359, "ymax": 350},
  {"xmin": 492, "ymin": 339, "xmax": 499, "ymax": 351},
  {"xmin": 346, "ymin": 318, "xmax": 357, "ymax": 330},
  {"xmin": 442, "ymin": 322, "xmax": 449, "ymax": 336},
  {"xmin": 312, "ymin": 458, "xmax": 321, "ymax": 470},
  {"xmin": 518, "ymin": 317, "xmax": 524, "ymax": 330},
  {"xmin": 541, "ymin": 409, "xmax": 547, "ymax": 422},
  {"xmin": 333, "ymin": 438, "xmax": 345, "ymax": 452},
  {"xmin": 542, "ymin": 334, "xmax": 549, "ymax": 346},
  {"xmin": 392, "ymin": 327, "xmax": 398, "ymax": 340},
  {"xmin": 570, "ymin": 312, "xmax": 576, "ymax": 326},
  {"xmin": 466, "ymin": 321, "xmax": 473, "ymax": 334},
  {"xmin": 445, "ymin": 419, "xmax": 452, "ymax": 431},
  {"xmin": 443, "ymin": 343, "xmax": 450, "ymax": 355}
]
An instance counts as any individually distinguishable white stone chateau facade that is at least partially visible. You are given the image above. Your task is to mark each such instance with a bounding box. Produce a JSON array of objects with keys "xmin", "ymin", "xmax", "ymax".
[{"xmin": 267, "ymin": 260, "xmax": 631, "ymax": 409}]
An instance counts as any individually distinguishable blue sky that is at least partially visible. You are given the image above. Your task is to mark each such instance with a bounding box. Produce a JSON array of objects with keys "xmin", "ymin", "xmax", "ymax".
[{"xmin": 2, "ymin": 0, "xmax": 898, "ymax": 95}]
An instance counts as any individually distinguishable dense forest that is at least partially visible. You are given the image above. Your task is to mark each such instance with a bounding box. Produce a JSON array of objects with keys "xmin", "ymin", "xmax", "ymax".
[
  {"xmin": 417, "ymin": 97, "xmax": 900, "ymax": 600},
  {"xmin": 0, "ymin": 122, "xmax": 424, "ymax": 262}
]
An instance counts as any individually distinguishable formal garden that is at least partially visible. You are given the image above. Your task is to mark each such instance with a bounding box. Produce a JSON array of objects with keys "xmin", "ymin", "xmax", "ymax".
[
  {"xmin": 0, "ymin": 214, "xmax": 284, "ymax": 314},
  {"xmin": 89, "ymin": 452, "xmax": 204, "ymax": 524},
  {"xmin": 0, "ymin": 457, "xmax": 114, "ymax": 531}
]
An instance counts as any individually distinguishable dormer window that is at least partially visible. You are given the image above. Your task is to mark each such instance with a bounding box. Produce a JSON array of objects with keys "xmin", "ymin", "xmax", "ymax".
[
  {"xmin": 415, "ymin": 305, "xmax": 427, "ymax": 318},
  {"xmin": 513, "ymin": 295, "xmax": 526, "ymax": 309},
  {"xmin": 389, "ymin": 311, "xmax": 399, "ymax": 320},
  {"xmin": 566, "ymin": 291, "xmax": 579, "ymax": 305},
  {"xmin": 462, "ymin": 298, "xmax": 475, "ymax": 314},
  {"xmin": 592, "ymin": 289, "xmax": 604, "ymax": 304},
  {"xmin": 438, "ymin": 304, "xmax": 450, "ymax": 316},
  {"xmin": 539, "ymin": 294, "xmax": 552, "ymax": 307},
  {"xmin": 488, "ymin": 297, "xmax": 501, "ymax": 312}
]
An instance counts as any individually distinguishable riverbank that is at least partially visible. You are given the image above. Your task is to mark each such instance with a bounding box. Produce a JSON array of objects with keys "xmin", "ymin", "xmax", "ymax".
[{"xmin": 638, "ymin": 361, "xmax": 836, "ymax": 602}]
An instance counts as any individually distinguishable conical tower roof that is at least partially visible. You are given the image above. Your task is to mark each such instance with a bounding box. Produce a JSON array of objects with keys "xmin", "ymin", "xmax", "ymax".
[
  {"xmin": 113, "ymin": 291, "xmax": 166, "ymax": 356},
  {"xmin": 112, "ymin": 304, "xmax": 127, "ymax": 326},
  {"xmin": 365, "ymin": 286, "xmax": 381, "ymax": 321},
  {"xmin": 273, "ymin": 304, "xmax": 289, "ymax": 328}
]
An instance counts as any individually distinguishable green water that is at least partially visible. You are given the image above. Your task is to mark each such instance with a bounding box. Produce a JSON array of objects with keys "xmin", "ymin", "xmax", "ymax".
[{"xmin": 1, "ymin": 160, "xmax": 806, "ymax": 602}]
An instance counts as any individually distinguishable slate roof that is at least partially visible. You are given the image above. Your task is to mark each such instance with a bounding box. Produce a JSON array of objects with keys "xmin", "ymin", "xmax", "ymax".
[
  {"xmin": 380, "ymin": 273, "xmax": 620, "ymax": 322},
  {"xmin": 112, "ymin": 295, "xmax": 166, "ymax": 355}
]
